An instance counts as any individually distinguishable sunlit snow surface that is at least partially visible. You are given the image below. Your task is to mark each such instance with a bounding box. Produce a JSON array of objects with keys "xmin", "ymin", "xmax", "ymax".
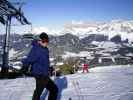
[{"xmin": 0, "ymin": 65, "xmax": 133, "ymax": 100}]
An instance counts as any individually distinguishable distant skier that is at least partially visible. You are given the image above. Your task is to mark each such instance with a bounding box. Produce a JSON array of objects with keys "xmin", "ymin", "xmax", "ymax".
[
  {"xmin": 83, "ymin": 63, "xmax": 89, "ymax": 73},
  {"xmin": 21, "ymin": 32, "xmax": 58, "ymax": 100}
]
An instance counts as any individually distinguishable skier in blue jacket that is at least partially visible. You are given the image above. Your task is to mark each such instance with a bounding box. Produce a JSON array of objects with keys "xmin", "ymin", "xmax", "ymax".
[{"xmin": 21, "ymin": 32, "xmax": 58, "ymax": 100}]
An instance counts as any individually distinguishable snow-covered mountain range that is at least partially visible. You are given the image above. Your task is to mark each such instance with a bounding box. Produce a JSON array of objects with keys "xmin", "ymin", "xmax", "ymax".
[
  {"xmin": 61, "ymin": 20, "xmax": 133, "ymax": 42},
  {"xmin": 0, "ymin": 20, "xmax": 133, "ymax": 66},
  {"xmin": 33, "ymin": 20, "xmax": 133, "ymax": 43}
]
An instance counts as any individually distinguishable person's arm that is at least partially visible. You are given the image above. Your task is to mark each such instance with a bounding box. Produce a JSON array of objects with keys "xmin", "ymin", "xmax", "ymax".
[{"xmin": 22, "ymin": 46, "xmax": 40, "ymax": 67}]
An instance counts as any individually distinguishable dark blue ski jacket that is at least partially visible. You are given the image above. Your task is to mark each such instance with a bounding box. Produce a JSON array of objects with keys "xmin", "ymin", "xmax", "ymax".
[{"xmin": 22, "ymin": 40, "xmax": 50, "ymax": 76}]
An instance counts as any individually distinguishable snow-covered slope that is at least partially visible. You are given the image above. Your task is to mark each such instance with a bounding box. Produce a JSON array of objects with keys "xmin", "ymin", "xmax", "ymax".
[{"xmin": 0, "ymin": 65, "xmax": 133, "ymax": 100}]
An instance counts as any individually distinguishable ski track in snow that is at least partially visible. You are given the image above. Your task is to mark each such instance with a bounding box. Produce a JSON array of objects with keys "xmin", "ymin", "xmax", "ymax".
[{"xmin": 0, "ymin": 65, "xmax": 133, "ymax": 100}]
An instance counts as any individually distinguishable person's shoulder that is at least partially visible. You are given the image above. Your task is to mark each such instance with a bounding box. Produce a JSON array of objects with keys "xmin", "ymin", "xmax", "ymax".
[
  {"xmin": 31, "ymin": 40, "xmax": 38, "ymax": 46},
  {"xmin": 43, "ymin": 47, "xmax": 49, "ymax": 53}
]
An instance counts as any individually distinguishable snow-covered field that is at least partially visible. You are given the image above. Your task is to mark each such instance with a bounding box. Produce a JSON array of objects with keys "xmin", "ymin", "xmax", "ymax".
[{"xmin": 0, "ymin": 65, "xmax": 133, "ymax": 100}]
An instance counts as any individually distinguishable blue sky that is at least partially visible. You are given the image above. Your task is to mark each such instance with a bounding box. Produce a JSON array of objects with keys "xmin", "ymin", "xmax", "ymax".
[{"xmin": 22, "ymin": 0, "xmax": 133, "ymax": 28}]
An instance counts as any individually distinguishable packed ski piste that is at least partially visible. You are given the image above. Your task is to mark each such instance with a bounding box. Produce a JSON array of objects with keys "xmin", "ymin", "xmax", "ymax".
[{"xmin": 0, "ymin": 65, "xmax": 133, "ymax": 100}]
